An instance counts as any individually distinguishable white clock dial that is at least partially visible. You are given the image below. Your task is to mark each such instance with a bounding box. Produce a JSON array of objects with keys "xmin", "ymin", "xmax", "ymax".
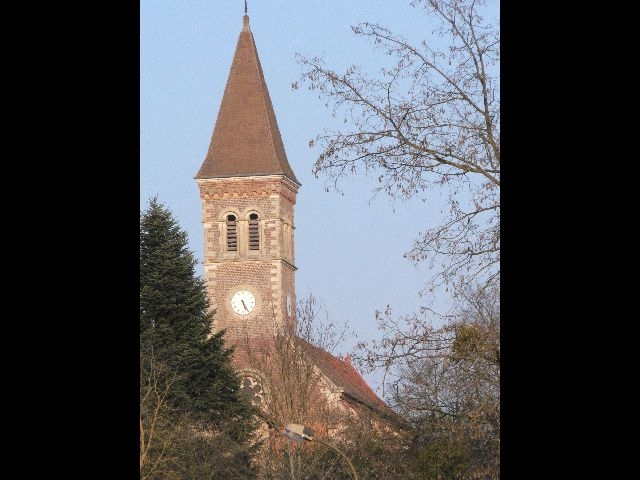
[{"xmin": 231, "ymin": 290, "xmax": 256, "ymax": 315}]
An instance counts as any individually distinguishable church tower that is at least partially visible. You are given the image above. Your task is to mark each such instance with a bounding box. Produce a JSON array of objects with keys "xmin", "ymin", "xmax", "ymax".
[{"xmin": 195, "ymin": 13, "xmax": 300, "ymax": 347}]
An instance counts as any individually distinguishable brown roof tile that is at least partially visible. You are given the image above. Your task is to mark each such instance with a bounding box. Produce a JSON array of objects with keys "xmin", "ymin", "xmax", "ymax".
[{"xmin": 196, "ymin": 14, "xmax": 299, "ymax": 184}]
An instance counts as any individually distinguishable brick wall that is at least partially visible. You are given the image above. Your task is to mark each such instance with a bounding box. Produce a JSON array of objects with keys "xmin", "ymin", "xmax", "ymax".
[{"xmin": 197, "ymin": 175, "xmax": 298, "ymax": 346}]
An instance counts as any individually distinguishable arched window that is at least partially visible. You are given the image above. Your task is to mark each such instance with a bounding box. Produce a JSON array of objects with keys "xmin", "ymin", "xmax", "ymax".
[
  {"xmin": 249, "ymin": 213, "xmax": 259, "ymax": 250},
  {"xmin": 226, "ymin": 214, "xmax": 237, "ymax": 251}
]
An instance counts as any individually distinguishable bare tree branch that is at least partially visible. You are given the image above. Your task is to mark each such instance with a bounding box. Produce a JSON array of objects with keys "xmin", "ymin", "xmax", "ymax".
[{"xmin": 296, "ymin": 0, "xmax": 499, "ymax": 295}]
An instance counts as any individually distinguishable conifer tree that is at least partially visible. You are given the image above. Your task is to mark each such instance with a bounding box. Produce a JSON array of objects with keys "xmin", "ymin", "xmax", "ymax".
[{"xmin": 140, "ymin": 197, "xmax": 258, "ymax": 478}]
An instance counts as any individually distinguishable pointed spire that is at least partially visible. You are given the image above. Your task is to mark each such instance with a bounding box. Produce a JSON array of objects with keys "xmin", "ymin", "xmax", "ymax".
[
  {"xmin": 196, "ymin": 12, "xmax": 299, "ymax": 184},
  {"xmin": 244, "ymin": 0, "xmax": 248, "ymax": 15}
]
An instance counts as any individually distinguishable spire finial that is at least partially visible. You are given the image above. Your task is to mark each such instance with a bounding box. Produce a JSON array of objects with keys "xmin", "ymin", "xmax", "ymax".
[{"xmin": 242, "ymin": 3, "xmax": 250, "ymax": 31}]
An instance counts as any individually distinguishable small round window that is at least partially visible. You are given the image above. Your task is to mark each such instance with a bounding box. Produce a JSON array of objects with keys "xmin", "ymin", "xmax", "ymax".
[{"xmin": 240, "ymin": 376, "xmax": 264, "ymax": 406}]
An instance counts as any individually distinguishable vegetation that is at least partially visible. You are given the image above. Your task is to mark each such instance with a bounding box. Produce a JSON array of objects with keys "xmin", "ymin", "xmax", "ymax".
[
  {"xmin": 139, "ymin": 1, "xmax": 500, "ymax": 477},
  {"xmin": 296, "ymin": 0, "xmax": 500, "ymax": 297},
  {"xmin": 357, "ymin": 284, "xmax": 500, "ymax": 479},
  {"xmin": 241, "ymin": 294, "xmax": 414, "ymax": 480},
  {"xmin": 140, "ymin": 198, "xmax": 259, "ymax": 479},
  {"xmin": 296, "ymin": 2, "xmax": 501, "ymax": 476}
]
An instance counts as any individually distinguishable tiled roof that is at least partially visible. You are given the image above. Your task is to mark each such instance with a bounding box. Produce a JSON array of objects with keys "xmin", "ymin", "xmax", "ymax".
[
  {"xmin": 295, "ymin": 337, "xmax": 399, "ymax": 419},
  {"xmin": 196, "ymin": 14, "xmax": 299, "ymax": 184}
]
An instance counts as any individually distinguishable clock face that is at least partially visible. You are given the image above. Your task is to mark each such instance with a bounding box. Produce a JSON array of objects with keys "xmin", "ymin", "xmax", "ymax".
[{"xmin": 231, "ymin": 290, "xmax": 256, "ymax": 315}]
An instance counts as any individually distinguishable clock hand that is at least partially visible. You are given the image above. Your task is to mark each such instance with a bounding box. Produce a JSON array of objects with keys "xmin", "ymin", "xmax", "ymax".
[{"xmin": 242, "ymin": 299, "xmax": 248, "ymax": 311}]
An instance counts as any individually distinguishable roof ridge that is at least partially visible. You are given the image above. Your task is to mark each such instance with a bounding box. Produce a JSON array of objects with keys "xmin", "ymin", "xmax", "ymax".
[
  {"xmin": 248, "ymin": 30, "xmax": 281, "ymax": 181},
  {"xmin": 295, "ymin": 337, "xmax": 397, "ymax": 417}
]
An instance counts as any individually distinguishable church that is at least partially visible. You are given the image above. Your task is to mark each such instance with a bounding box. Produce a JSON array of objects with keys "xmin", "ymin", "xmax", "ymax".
[{"xmin": 194, "ymin": 10, "xmax": 399, "ymax": 438}]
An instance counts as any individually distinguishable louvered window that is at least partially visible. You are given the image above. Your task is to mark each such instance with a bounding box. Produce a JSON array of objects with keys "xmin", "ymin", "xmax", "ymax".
[
  {"xmin": 249, "ymin": 213, "xmax": 259, "ymax": 250},
  {"xmin": 226, "ymin": 214, "xmax": 237, "ymax": 251}
]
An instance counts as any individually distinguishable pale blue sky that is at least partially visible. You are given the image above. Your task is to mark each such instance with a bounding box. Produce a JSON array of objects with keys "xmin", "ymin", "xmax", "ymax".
[{"xmin": 140, "ymin": 0, "xmax": 493, "ymax": 393}]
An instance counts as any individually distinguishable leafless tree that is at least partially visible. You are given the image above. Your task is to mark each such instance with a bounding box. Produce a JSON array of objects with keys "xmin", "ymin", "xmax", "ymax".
[
  {"xmin": 295, "ymin": 0, "xmax": 500, "ymax": 297},
  {"xmin": 240, "ymin": 295, "xmax": 345, "ymax": 479},
  {"xmin": 355, "ymin": 283, "xmax": 500, "ymax": 478},
  {"xmin": 140, "ymin": 348, "xmax": 183, "ymax": 479},
  {"xmin": 140, "ymin": 347, "xmax": 258, "ymax": 480},
  {"xmin": 245, "ymin": 294, "xmax": 413, "ymax": 479}
]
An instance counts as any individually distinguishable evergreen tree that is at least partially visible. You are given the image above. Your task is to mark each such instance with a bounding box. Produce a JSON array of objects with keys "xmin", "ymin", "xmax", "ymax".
[{"xmin": 140, "ymin": 198, "xmax": 258, "ymax": 478}]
